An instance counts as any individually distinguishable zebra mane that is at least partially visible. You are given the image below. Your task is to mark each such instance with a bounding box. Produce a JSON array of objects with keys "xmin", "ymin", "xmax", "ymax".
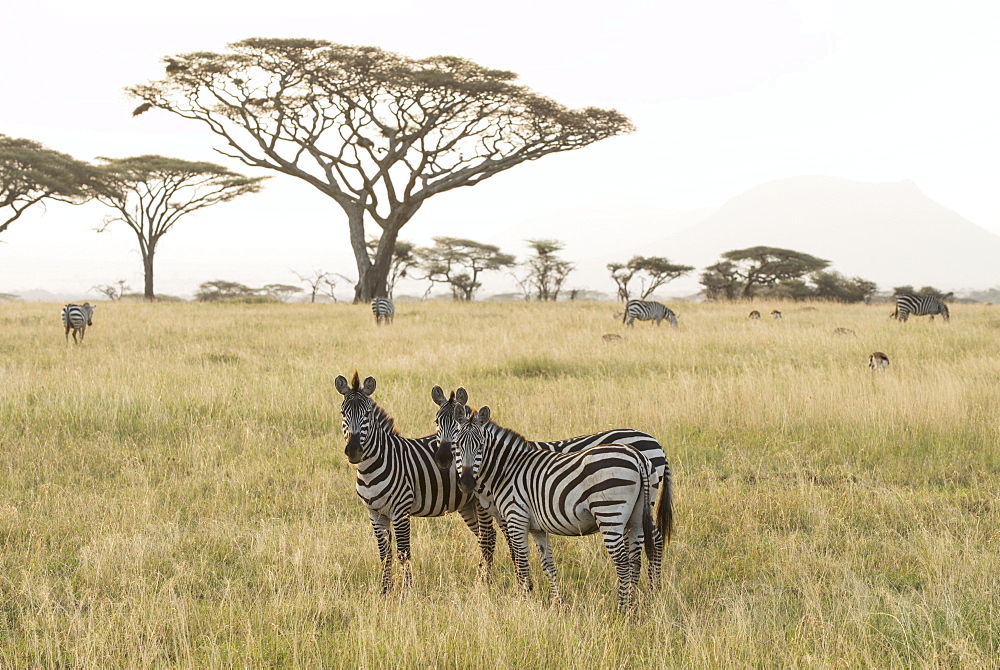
[
  {"xmin": 370, "ymin": 400, "xmax": 401, "ymax": 436},
  {"xmin": 485, "ymin": 419, "xmax": 530, "ymax": 449}
]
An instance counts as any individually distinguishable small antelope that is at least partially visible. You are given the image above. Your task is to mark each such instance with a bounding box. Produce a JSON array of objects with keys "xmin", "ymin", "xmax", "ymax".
[
  {"xmin": 868, "ymin": 351, "xmax": 889, "ymax": 372},
  {"xmin": 771, "ymin": 310, "xmax": 782, "ymax": 319},
  {"xmin": 748, "ymin": 310, "xmax": 761, "ymax": 320},
  {"xmin": 601, "ymin": 333, "xmax": 623, "ymax": 342},
  {"xmin": 833, "ymin": 327, "xmax": 856, "ymax": 337}
]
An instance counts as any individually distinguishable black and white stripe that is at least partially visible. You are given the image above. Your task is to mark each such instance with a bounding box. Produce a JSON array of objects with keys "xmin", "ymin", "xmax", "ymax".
[
  {"xmin": 893, "ymin": 294, "xmax": 949, "ymax": 322},
  {"xmin": 622, "ymin": 299, "xmax": 678, "ymax": 328},
  {"xmin": 336, "ymin": 372, "xmax": 494, "ymax": 592},
  {"xmin": 61, "ymin": 302, "xmax": 95, "ymax": 343},
  {"xmin": 452, "ymin": 405, "xmax": 672, "ymax": 612},
  {"xmin": 371, "ymin": 297, "xmax": 395, "ymax": 325}
]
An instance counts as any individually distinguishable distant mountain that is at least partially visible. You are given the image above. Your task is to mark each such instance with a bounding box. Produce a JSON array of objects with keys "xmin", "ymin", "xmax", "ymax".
[{"xmin": 633, "ymin": 176, "xmax": 1000, "ymax": 293}]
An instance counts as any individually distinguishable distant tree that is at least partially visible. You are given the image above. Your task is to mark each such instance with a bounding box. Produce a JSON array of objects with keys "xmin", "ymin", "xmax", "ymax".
[
  {"xmin": 699, "ymin": 261, "xmax": 743, "ymax": 301},
  {"xmin": 893, "ymin": 285, "xmax": 954, "ymax": 301},
  {"xmin": 811, "ymin": 271, "xmax": 878, "ymax": 303},
  {"xmin": 416, "ymin": 237, "xmax": 516, "ymax": 300},
  {"xmin": 93, "ymin": 156, "xmax": 267, "ymax": 300},
  {"xmin": 128, "ymin": 39, "xmax": 634, "ymax": 301},
  {"xmin": 262, "ymin": 284, "xmax": 304, "ymax": 302},
  {"xmin": 367, "ymin": 237, "xmax": 418, "ymax": 299},
  {"xmin": 514, "ymin": 239, "xmax": 574, "ymax": 301},
  {"xmin": 293, "ymin": 269, "xmax": 351, "ymax": 303},
  {"xmin": 608, "ymin": 255, "xmax": 693, "ymax": 301},
  {"xmin": 0, "ymin": 135, "xmax": 103, "ymax": 237},
  {"xmin": 195, "ymin": 280, "xmax": 257, "ymax": 302},
  {"xmin": 712, "ymin": 246, "xmax": 830, "ymax": 300},
  {"xmin": 91, "ymin": 280, "xmax": 131, "ymax": 301}
]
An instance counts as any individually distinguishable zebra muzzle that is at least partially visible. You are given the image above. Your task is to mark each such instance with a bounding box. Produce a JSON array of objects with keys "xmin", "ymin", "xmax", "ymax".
[
  {"xmin": 458, "ymin": 471, "xmax": 476, "ymax": 494},
  {"xmin": 434, "ymin": 442, "xmax": 453, "ymax": 470},
  {"xmin": 344, "ymin": 434, "xmax": 364, "ymax": 464}
]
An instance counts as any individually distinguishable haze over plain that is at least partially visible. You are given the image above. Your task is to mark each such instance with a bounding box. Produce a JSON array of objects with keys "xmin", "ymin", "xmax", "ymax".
[{"xmin": 2, "ymin": 0, "xmax": 998, "ymax": 299}]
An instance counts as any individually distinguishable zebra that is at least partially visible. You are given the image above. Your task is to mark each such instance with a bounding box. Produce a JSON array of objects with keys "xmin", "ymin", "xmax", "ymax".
[
  {"xmin": 451, "ymin": 405, "xmax": 672, "ymax": 613},
  {"xmin": 771, "ymin": 310, "xmax": 782, "ymax": 319},
  {"xmin": 622, "ymin": 299, "xmax": 678, "ymax": 328},
  {"xmin": 893, "ymin": 294, "xmax": 949, "ymax": 323},
  {"xmin": 748, "ymin": 310, "xmax": 761, "ymax": 320},
  {"xmin": 61, "ymin": 302, "xmax": 95, "ymax": 343},
  {"xmin": 430, "ymin": 386, "xmax": 670, "ymax": 496},
  {"xmin": 335, "ymin": 372, "xmax": 496, "ymax": 592},
  {"xmin": 869, "ymin": 351, "xmax": 889, "ymax": 372},
  {"xmin": 371, "ymin": 297, "xmax": 395, "ymax": 325}
]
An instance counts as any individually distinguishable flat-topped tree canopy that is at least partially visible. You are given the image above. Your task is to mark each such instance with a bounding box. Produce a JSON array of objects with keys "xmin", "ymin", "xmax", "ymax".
[
  {"xmin": 0, "ymin": 135, "xmax": 104, "ymax": 236},
  {"xmin": 128, "ymin": 38, "xmax": 635, "ymax": 301}
]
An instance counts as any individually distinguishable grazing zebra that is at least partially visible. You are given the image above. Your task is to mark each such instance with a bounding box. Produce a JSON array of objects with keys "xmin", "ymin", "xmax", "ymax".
[
  {"xmin": 61, "ymin": 302, "xmax": 95, "ymax": 343},
  {"xmin": 893, "ymin": 294, "xmax": 949, "ymax": 323},
  {"xmin": 622, "ymin": 299, "xmax": 678, "ymax": 328},
  {"xmin": 451, "ymin": 405, "xmax": 672, "ymax": 612},
  {"xmin": 868, "ymin": 351, "xmax": 889, "ymax": 372},
  {"xmin": 371, "ymin": 297, "xmax": 395, "ymax": 325},
  {"xmin": 771, "ymin": 310, "xmax": 782, "ymax": 319},
  {"xmin": 748, "ymin": 310, "xmax": 761, "ymax": 320},
  {"xmin": 335, "ymin": 372, "xmax": 495, "ymax": 592}
]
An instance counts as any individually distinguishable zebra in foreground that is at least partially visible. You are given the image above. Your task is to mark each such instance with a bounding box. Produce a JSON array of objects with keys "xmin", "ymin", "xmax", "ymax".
[
  {"xmin": 335, "ymin": 372, "xmax": 495, "ymax": 592},
  {"xmin": 61, "ymin": 302, "xmax": 95, "ymax": 343},
  {"xmin": 451, "ymin": 405, "xmax": 672, "ymax": 612},
  {"xmin": 371, "ymin": 297, "xmax": 395, "ymax": 325},
  {"xmin": 869, "ymin": 351, "xmax": 890, "ymax": 372},
  {"xmin": 622, "ymin": 299, "xmax": 678, "ymax": 328},
  {"xmin": 893, "ymin": 294, "xmax": 949, "ymax": 323}
]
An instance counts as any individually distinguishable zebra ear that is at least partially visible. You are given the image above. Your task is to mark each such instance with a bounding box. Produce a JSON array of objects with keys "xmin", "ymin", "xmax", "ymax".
[
  {"xmin": 431, "ymin": 385, "xmax": 447, "ymax": 407},
  {"xmin": 362, "ymin": 376, "xmax": 377, "ymax": 396},
  {"xmin": 334, "ymin": 375, "xmax": 350, "ymax": 396},
  {"xmin": 456, "ymin": 387, "xmax": 468, "ymax": 405},
  {"xmin": 454, "ymin": 403, "xmax": 469, "ymax": 424},
  {"xmin": 475, "ymin": 406, "xmax": 491, "ymax": 425}
]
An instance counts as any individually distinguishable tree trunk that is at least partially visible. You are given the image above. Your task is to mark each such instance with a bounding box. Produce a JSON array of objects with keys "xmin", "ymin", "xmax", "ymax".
[{"xmin": 143, "ymin": 248, "xmax": 156, "ymax": 301}]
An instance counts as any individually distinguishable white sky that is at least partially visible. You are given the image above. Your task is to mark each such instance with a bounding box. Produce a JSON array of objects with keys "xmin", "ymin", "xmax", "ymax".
[{"xmin": 2, "ymin": 0, "xmax": 998, "ymax": 298}]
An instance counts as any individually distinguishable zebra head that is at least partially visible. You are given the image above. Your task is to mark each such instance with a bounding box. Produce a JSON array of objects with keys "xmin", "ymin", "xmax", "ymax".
[
  {"xmin": 431, "ymin": 385, "xmax": 469, "ymax": 471},
  {"xmin": 83, "ymin": 302, "xmax": 95, "ymax": 325},
  {"xmin": 453, "ymin": 404, "xmax": 490, "ymax": 494},
  {"xmin": 335, "ymin": 371, "xmax": 377, "ymax": 464}
]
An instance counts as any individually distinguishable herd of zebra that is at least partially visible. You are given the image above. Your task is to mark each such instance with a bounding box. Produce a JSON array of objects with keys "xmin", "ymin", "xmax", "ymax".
[{"xmin": 336, "ymin": 372, "xmax": 673, "ymax": 612}]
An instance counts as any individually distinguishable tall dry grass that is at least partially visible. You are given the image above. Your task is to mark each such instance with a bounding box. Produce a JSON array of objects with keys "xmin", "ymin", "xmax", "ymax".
[{"xmin": 1, "ymin": 299, "xmax": 998, "ymax": 666}]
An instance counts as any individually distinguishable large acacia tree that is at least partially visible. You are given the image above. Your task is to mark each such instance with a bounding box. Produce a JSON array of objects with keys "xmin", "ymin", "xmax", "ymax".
[
  {"xmin": 127, "ymin": 39, "xmax": 634, "ymax": 301},
  {"xmin": 93, "ymin": 155, "xmax": 267, "ymax": 300},
  {"xmin": 1, "ymin": 135, "xmax": 102, "ymax": 237},
  {"xmin": 702, "ymin": 246, "xmax": 830, "ymax": 300}
]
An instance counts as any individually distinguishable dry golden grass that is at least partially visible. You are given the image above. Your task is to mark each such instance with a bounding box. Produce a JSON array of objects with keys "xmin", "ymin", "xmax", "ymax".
[{"xmin": 1, "ymin": 299, "xmax": 998, "ymax": 666}]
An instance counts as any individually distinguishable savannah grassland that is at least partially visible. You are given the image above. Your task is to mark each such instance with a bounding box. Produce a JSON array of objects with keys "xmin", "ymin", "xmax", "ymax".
[{"xmin": 1, "ymin": 299, "xmax": 998, "ymax": 667}]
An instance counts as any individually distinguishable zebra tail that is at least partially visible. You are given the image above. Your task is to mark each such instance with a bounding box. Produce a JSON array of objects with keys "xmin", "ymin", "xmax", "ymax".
[
  {"xmin": 622, "ymin": 309, "xmax": 628, "ymax": 325},
  {"xmin": 655, "ymin": 465, "xmax": 674, "ymax": 544},
  {"xmin": 640, "ymin": 458, "xmax": 656, "ymax": 563}
]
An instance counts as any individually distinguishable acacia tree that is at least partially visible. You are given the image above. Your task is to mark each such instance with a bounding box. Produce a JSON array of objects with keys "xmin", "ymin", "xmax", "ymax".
[
  {"xmin": 702, "ymin": 246, "xmax": 829, "ymax": 300},
  {"xmin": 608, "ymin": 255, "xmax": 694, "ymax": 301},
  {"xmin": 1, "ymin": 135, "xmax": 103, "ymax": 236},
  {"xmin": 127, "ymin": 39, "xmax": 634, "ymax": 301},
  {"xmin": 92, "ymin": 155, "xmax": 267, "ymax": 300},
  {"xmin": 416, "ymin": 237, "xmax": 515, "ymax": 300},
  {"xmin": 514, "ymin": 239, "xmax": 574, "ymax": 301}
]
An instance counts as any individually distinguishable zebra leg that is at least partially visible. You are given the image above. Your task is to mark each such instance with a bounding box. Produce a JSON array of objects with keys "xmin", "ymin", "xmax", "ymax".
[
  {"xmin": 626, "ymin": 522, "xmax": 643, "ymax": 596},
  {"xmin": 459, "ymin": 504, "xmax": 496, "ymax": 580},
  {"xmin": 600, "ymin": 526, "xmax": 635, "ymax": 613},
  {"xmin": 647, "ymin": 523, "xmax": 664, "ymax": 589},
  {"xmin": 391, "ymin": 513, "xmax": 413, "ymax": 588},
  {"xmin": 529, "ymin": 530, "xmax": 561, "ymax": 605},
  {"xmin": 504, "ymin": 518, "xmax": 534, "ymax": 593},
  {"xmin": 370, "ymin": 511, "xmax": 393, "ymax": 594}
]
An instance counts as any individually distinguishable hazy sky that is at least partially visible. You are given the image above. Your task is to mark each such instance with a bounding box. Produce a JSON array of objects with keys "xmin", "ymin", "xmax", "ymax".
[{"xmin": 2, "ymin": 0, "xmax": 998, "ymax": 298}]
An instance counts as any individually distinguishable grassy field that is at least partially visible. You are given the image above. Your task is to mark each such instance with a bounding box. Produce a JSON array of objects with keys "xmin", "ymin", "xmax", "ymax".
[{"xmin": 1, "ymin": 299, "xmax": 998, "ymax": 666}]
